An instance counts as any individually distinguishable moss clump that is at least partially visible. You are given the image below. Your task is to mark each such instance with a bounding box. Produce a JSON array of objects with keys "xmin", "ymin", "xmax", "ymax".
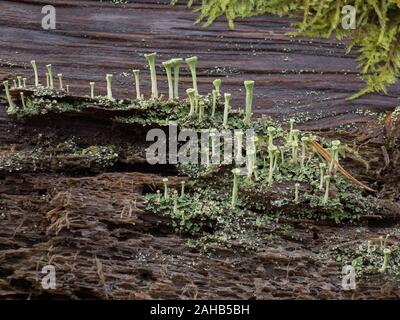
[
  {"xmin": 173, "ymin": 0, "xmax": 400, "ymax": 98},
  {"xmin": 145, "ymin": 186, "xmax": 280, "ymax": 253},
  {"xmin": 18, "ymin": 87, "xmax": 81, "ymax": 118},
  {"xmin": 323, "ymin": 237, "xmax": 400, "ymax": 278}
]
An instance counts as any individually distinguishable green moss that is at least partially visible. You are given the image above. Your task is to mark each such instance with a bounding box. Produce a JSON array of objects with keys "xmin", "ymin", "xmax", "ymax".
[
  {"xmin": 0, "ymin": 141, "xmax": 119, "ymax": 173},
  {"xmin": 173, "ymin": 0, "xmax": 400, "ymax": 98},
  {"xmin": 324, "ymin": 237, "xmax": 400, "ymax": 278},
  {"xmin": 145, "ymin": 186, "xmax": 279, "ymax": 253}
]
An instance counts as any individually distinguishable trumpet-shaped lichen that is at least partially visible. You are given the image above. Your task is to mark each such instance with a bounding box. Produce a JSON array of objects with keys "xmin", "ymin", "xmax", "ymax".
[
  {"xmin": 57, "ymin": 73, "xmax": 63, "ymax": 90},
  {"xmin": 212, "ymin": 79, "xmax": 221, "ymax": 95},
  {"xmin": 144, "ymin": 53, "xmax": 158, "ymax": 99},
  {"xmin": 162, "ymin": 60, "xmax": 174, "ymax": 101},
  {"xmin": 294, "ymin": 183, "xmax": 300, "ymax": 203},
  {"xmin": 244, "ymin": 80, "xmax": 254, "ymax": 125},
  {"xmin": 3, "ymin": 81, "xmax": 15, "ymax": 113},
  {"xmin": 185, "ymin": 56, "xmax": 198, "ymax": 95},
  {"xmin": 132, "ymin": 69, "xmax": 141, "ymax": 100},
  {"xmin": 17, "ymin": 76, "xmax": 22, "ymax": 88},
  {"xmin": 186, "ymin": 88, "xmax": 196, "ymax": 118},
  {"xmin": 379, "ymin": 248, "xmax": 391, "ymax": 273},
  {"xmin": 46, "ymin": 64, "xmax": 54, "ymax": 89},
  {"xmin": 323, "ymin": 175, "xmax": 331, "ymax": 205},
  {"xmin": 20, "ymin": 92, "xmax": 26, "ymax": 109},
  {"xmin": 223, "ymin": 93, "xmax": 231, "ymax": 127},
  {"xmin": 171, "ymin": 58, "xmax": 183, "ymax": 99},
  {"xmin": 163, "ymin": 177, "xmax": 169, "ymax": 200},
  {"xmin": 31, "ymin": 60, "xmax": 39, "ymax": 87},
  {"xmin": 211, "ymin": 89, "xmax": 218, "ymax": 118},
  {"xmin": 106, "ymin": 74, "xmax": 113, "ymax": 100},
  {"xmin": 231, "ymin": 168, "xmax": 241, "ymax": 208},
  {"xmin": 90, "ymin": 82, "xmax": 95, "ymax": 99},
  {"xmin": 180, "ymin": 180, "xmax": 186, "ymax": 198}
]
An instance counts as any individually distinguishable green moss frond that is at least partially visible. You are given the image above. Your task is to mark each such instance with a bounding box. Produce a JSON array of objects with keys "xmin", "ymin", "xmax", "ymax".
[{"xmin": 172, "ymin": 0, "xmax": 400, "ymax": 99}]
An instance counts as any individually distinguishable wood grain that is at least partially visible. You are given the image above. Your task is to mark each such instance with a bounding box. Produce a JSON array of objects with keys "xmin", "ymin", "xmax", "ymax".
[{"xmin": 0, "ymin": 0, "xmax": 399, "ymax": 129}]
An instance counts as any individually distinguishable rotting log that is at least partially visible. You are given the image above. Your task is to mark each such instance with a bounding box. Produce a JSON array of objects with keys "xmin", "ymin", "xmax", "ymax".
[{"xmin": 0, "ymin": 0, "xmax": 398, "ymax": 130}]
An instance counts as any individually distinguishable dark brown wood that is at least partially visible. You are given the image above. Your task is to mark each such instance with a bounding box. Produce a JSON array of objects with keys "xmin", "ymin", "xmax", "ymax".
[
  {"xmin": 1, "ymin": 1, "xmax": 400, "ymax": 300},
  {"xmin": 0, "ymin": 0, "xmax": 398, "ymax": 129}
]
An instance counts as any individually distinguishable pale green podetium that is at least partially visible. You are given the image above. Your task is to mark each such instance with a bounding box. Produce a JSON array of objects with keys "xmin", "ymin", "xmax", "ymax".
[
  {"xmin": 319, "ymin": 162, "xmax": 327, "ymax": 190},
  {"xmin": 330, "ymin": 140, "xmax": 341, "ymax": 174},
  {"xmin": 162, "ymin": 60, "xmax": 174, "ymax": 101},
  {"xmin": 66, "ymin": 85, "xmax": 70, "ymax": 94},
  {"xmin": 367, "ymin": 240, "xmax": 372, "ymax": 256},
  {"xmin": 106, "ymin": 74, "xmax": 113, "ymax": 100},
  {"xmin": 156, "ymin": 190, "xmax": 161, "ymax": 203},
  {"xmin": 144, "ymin": 53, "xmax": 158, "ymax": 99},
  {"xmin": 231, "ymin": 168, "xmax": 241, "ymax": 208},
  {"xmin": 223, "ymin": 93, "xmax": 231, "ymax": 128},
  {"xmin": 185, "ymin": 56, "xmax": 198, "ymax": 95},
  {"xmin": 322, "ymin": 175, "xmax": 331, "ymax": 205},
  {"xmin": 186, "ymin": 88, "xmax": 196, "ymax": 118},
  {"xmin": 90, "ymin": 82, "xmax": 95, "ymax": 99},
  {"xmin": 22, "ymin": 78, "xmax": 27, "ymax": 88},
  {"xmin": 180, "ymin": 181, "xmax": 186, "ymax": 199},
  {"xmin": 171, "ymin": 58, "xmax": 183, "ymax": 99},
  {"xmin": 244, "ymin": 80, "xmax": 255, "ymax": 125},
  {"xmin": 173, "ymin": 190, "xmax": 178, "ymax": 214},
  {"xmin": 211, "ymin": 79, "xmax": 221, "ymax": 117},
  {"xmin": 213, "ymin": 79, "xmax": 221, "ymax": 96},
  {"xmin": 3, "ymin": 81, "xmax": 15, "ymax": 113},
  {"xmin": 267, "ymin": 145, "xmax": 278, "ymax": 186},
  {"xmin": 332, "ymin": 140, "xmax": 341, "ymax": 161},
  {"xmin": 17, "ymin": 76, "xmax": 22, "ymax": 88},
  {"xmin": 45, "ymin": 73, "xmax": 50, "ymax": 88},
  {"xmin": 211, "ymin": 89, "xmax": 218, "ymax": 118},
  {"xmin": 194, "ymin": 94, "xmax": 200, "ymax": 114},
  {"xmin": 267, "ymin": 126, "xmax": 276, "ymax": 147},
  {"xmin": 198, "ymin": 97, "xmax": 204, "ymax": 122},
  {"xmin": 163, "ymin": 178, "xmax": 169, "ymax": 200},
  {"xmin": 46, "ymin": 64, "xmax": 53, "ymax": 89},
  {"xmin": 329, "ymin": 145, "xmax": 339, "ymax": 175},
  {"xmin": 57, "ymin": 73, "xmax": 63, "ymax": 90},
  {"xmin": 292, "ymin": 129, "xmax": 300, "ymax": 144},
  {"xmin": 132, "ymin": 69, "xmax": 141, "ymax": 100},
  {"xmin": 30, "ymin": 60, "xmax": 39, "ymax": 87},
  {"xmin": 295, "ymin": 183, "xmax": 300, "ymax": 203},
  {"xmin": 20, "ymin": 92, "xmax": 26, "ymax": 109},
  {"xmin": 291, "ymin": 140, "xmax": 298, "ymax": 164},
  {"xmin": 379, "ymin": 248, "xmax": 391, "ymax": 273}
]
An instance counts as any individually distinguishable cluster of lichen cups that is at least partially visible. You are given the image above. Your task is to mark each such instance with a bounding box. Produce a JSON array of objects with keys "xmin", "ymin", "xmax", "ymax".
[
  {"xmin": 227, "ymin": 119, "xmax": 345, "ymax": 210},
  {"xmin": 4, "ymin": 55, "xmax": 357, "ymax": 218},
  {"xmin": 157, "ymin": 118, "xmax": 348, "ymax": 214},
  {"xmin": 3, "ymin": 55, "xmax": 254, "ymax": 127}
]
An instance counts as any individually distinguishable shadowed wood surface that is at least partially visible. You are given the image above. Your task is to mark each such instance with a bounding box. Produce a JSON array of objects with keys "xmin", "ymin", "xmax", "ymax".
[{"xmin": 0, "ymin": 0, "xmax": 399, "ymax": 130}]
